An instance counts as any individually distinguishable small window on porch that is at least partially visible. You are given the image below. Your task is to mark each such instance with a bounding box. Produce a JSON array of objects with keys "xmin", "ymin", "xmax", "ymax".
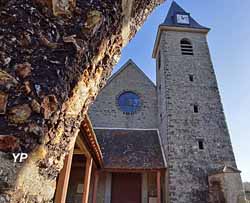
[{"xmin": 76, "ymin": 184, "xmax": 84, "ymax": 193}]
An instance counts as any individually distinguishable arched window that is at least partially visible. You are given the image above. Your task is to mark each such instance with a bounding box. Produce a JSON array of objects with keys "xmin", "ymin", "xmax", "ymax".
[{"xmin": 180, "ymin": 39, "xmax": 193, "ymax": 55}]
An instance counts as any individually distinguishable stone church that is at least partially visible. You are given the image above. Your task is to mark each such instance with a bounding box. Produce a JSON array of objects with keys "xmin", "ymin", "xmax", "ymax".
[{"xmin": 54, "ymin": 2, "xmax": 246, "ymax": 203}]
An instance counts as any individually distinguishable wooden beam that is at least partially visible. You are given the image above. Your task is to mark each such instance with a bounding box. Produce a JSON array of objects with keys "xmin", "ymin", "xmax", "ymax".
[
  {"xmin": 74, "ymin": 148, "xmax": 84, "ymax": 155},
  {"xmin": 157, "ymin": 171, "xmax": 161, "ymax": 203},
  {"xmin": 76, "ymin": 135, "xmax": 91, "ymax": 158},
  {"xmin": 92, "ymin": 170, "xmax": 100, "ymax": 203},
  {"xmin": 54, "ymin": 147, "xmax": 74, "ymax": 203},
  {"xmin": 82, "ymin": 158, "xmax": 93, "ymax": 203},
  {"xmin": 102, "ymin": 168, "xmax": 162, "ymax": 173}
]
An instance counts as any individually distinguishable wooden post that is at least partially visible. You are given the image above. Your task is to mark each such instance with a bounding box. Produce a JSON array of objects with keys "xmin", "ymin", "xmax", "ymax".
[
  {"xmin": 92, "ymin": 170, "xmax": 100, "ymax": 203},
  {"xmin": 82, "ymin": 157, "xmax": 93, "ymax": 203},
  {"xmin": 157, "ymin": 171, "xmax": 161, "ymax": 203},
  {"xmin": 54, "ymin": 147, "xmax": 74, "ymax": 203},
  {"xmin": 104, "ymin": 173, "xmax": 112, "ymax": 203},
  {"xmin": 141, "ymin": 173, "xmax": 148, "ymax": 203}
]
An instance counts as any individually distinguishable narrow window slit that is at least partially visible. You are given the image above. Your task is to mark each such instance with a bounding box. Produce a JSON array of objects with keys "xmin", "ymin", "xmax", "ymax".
[
  {"xmin": 189, "ymin": 74, "xmax": 194, "ymax": 82},
  {"xmin": 198, "ymin": 140, "xmax": 204, "ymax": 150},
  {"xmin": 158, "ymin": 51, "xmax": 161, "ymax": 69},
  {"xmin": 194, "ymin": 105, "xmax": 199, "ymax": 113}
]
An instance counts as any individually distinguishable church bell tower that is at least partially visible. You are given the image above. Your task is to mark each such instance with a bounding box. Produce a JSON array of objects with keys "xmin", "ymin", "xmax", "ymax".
[{"xmin": 153, "ymin": 2, "xmax": 244, "ymax": 203}]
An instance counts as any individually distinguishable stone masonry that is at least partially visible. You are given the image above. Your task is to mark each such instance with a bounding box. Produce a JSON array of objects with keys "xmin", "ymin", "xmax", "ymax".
[
  {"xmin": 88, "ymin": 2, "xmax": 244, "ymax": 203},
  {"xmin": 154, "ymin": 7, "xmax": 242, "ymax": 203},
  {"xmin": 89, "ymin": 60, "xmax": 158, "ymax": 129}
]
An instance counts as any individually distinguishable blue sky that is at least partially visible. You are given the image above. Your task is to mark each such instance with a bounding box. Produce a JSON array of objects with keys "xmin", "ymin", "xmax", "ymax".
[{"xmin": 114, "ymin": 0, "xmax": 250, "ymax": 181}]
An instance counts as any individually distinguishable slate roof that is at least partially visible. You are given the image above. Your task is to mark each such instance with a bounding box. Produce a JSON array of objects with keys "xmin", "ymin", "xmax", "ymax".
[
  {"xmin": 94, "ymin": 129, "xmax": 165, "ymax": 170},
  {"xmin": 209, "ymin": 165, "xmax": 241, "ymax": 175},
  {"xmin": 162, "ymin": 1, "xmax": 209, "ymax": 30}
]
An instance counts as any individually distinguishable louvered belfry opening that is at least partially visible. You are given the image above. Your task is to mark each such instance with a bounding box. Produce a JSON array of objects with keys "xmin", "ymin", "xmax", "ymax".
[{"xmin": 180, "ymin": 39, "xmax": 194, "ymax": 55}]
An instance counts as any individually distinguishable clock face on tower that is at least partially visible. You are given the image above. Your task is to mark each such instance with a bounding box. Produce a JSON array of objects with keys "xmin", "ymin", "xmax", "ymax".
[{"xmin": 176, "ymin": 14, "xmax": 190, "ymax": 24}]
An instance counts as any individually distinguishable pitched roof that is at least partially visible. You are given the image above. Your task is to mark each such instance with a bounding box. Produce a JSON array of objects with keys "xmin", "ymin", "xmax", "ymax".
[
  {"xmin": 162, "ymin": 1, "xmax": 209, "ymax": 30},
  {"xmin": 209, "ymin": 165, "xmax": 241, "ymax": 175},
  {"xmin": 94, "ymin": 128, "xmax": 165, "ymax": 170},
  {"xmin": 106, "ymin": 59, "xmax": 155, "ymax": 87},
  {"xmin": 152, "ymin": 1, "xmax": 209, "ymax": 58},
  {"xmin": 79, "ymin": 115, "xmax": 103, "ymax": 168}
]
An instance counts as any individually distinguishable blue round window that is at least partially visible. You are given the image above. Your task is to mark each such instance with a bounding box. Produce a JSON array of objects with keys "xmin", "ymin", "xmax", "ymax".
[{"xmin": 118, "ymin": 91, "xmax": 141, "ymax": 113}]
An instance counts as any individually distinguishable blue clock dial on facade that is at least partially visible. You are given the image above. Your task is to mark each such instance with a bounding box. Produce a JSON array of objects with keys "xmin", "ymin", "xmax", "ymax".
[{"xmin": 118, "ymin": 91, "xmax": 141, "ymax": 113}]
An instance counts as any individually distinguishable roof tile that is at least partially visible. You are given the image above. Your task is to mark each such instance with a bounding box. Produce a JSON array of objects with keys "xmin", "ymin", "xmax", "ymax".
[{"xmin": 94, "ymin": 129, "xmax": 165, "ymax": 169}]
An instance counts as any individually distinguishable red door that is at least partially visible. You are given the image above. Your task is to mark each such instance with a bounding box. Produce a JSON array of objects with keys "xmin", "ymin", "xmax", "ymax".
[{"xmin": 111, "ymin": 173, "xmax": 142, "ymax": 203}]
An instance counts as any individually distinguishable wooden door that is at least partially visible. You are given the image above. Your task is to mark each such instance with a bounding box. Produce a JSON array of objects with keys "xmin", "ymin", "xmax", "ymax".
[{"xmin": 111, "ymin": 173, "xmax": 141, "ymax": 203}]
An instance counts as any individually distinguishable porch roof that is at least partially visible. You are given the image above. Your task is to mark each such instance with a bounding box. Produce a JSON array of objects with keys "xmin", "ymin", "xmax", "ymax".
[{"xmin": 94, "ymin": 128, "xmax": 165, "ymax": 170}]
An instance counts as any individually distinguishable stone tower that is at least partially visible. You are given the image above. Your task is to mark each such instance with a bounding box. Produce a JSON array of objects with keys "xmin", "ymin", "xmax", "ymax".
[{"xmin": 153, "ymin": 2, "xmax": 244, "ymax": 203}]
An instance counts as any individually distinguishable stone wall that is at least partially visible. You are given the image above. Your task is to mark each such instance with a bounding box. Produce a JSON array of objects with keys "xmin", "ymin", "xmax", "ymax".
[
  {"xmin": 157, "ymin": 30, "xmax": 239, "ymax": 203},
  {"xmin": 224, "ymin": 172, "xmax": 245, "ymax": 203},
  {"xmin": 244, "ymin": 182, "xmax": 250, "ymax": 201},
  {"xmin": 208, "ymin": 172, "xmax": 245, "ymax": 203},
  {"xmin": 246, "ymin": 192, "xmax": 250, "ymax": 202},
  {"xmin": 89, "ymin": 60, "xmax": 158, "ymax": 129},
  {"xmin": 208, "ymin": 173, "xmax": 226, "ymax": 203}
]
